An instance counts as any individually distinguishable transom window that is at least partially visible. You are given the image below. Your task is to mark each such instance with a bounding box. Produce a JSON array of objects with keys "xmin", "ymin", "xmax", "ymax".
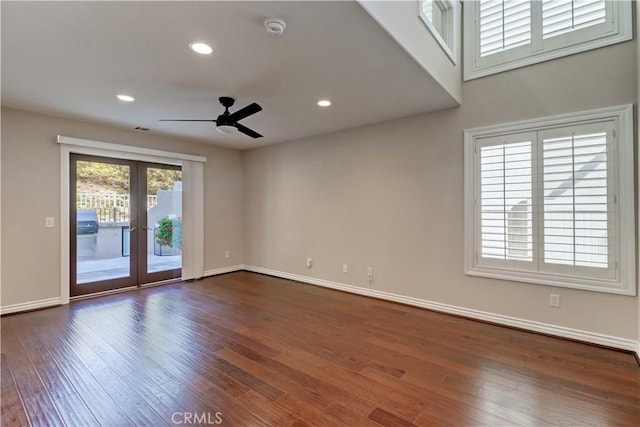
[
  {"xmin": 464, "ymin": 105, "xmax": 635, "ymax": 295},
  {"xmin": 464, "ymin": 0, "xmax": 632, "ymax": 80},
  {"xmin": 419, "ymin": 0, "xmax": 458, "ymax": 63}
]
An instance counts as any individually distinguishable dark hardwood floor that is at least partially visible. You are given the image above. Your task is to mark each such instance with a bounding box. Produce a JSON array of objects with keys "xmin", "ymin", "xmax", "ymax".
[{"xmin": 1, "ymin": 271, "xmax": 638, "ymax": 426}]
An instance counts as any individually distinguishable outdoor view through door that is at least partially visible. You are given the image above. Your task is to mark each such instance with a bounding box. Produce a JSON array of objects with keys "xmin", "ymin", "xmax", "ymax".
[{"xmin": 70, "ymin": 154, "xmax": 182, "ymax": 297}]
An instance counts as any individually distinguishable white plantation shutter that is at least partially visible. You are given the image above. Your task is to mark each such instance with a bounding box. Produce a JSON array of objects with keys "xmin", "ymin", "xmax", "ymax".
[
  {"xmin": 476, "ymin": 129, "xmax": 613, "ymax": 273},
  {"xmin": 479, "ymin": 139, "xmax": 533, "ymax": 262},
  {"xmin": 480, "ymin": 0, "xmax": 531, "ymax": 57},
  {"xmin": 541, "ymin": 128, "xmax": 610, "ymax": 270},
  {"xmin": 466, "ymin": 0, "xmax": 630, "ymax": 80},
  {"xmin": 466, "ymin": 107, "xmax": 634, "ymax": 293},
  {"xmin": 466, "ymin": 106, "xmax": 634, "ymax": 294},
  {"xmin": 542, "ymin": 0, "xmax": 606, "ymax": 39}
]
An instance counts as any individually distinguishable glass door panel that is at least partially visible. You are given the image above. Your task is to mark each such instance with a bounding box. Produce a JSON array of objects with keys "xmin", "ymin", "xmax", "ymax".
[
  {"xmin": 139, "ymin": 163, "xmax": 182, "ymax": 284},
  {"xmin": 70, "ymin": 155, "xmax": 138, "ymax": 297}
]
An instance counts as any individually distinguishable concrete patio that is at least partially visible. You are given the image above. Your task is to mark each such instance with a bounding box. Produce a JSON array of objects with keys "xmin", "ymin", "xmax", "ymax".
[{"xmin": 77, "ymin": 255, "xmax": 181, "ymax": 283}]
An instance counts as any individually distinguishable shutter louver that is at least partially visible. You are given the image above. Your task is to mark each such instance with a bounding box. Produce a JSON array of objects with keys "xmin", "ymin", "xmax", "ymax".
[
  {"xmin": 480, "ymin": 0, "xmax": 531, "ymax": 57},
  {"xmin": 542, "ymin": 132, "xmax": 608, "ymax": 268},
  {"xmin": 542, "ymin": 0, "xmax": 606, "ymax": 39},
  {"xmin": 480, "ymin": 141, "xmax": 533, "ymax": 261}
]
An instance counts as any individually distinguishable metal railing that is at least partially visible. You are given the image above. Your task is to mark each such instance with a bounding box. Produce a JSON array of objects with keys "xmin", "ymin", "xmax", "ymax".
[{"xmin": 77, "ymin": 193, "xmax": 157, "ymax": 223}]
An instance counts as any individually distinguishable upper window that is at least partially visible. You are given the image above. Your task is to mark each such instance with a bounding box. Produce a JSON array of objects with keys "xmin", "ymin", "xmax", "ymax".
[
  {"xmin": 420, "ymin": 0, "xmax": 459, "ymax": 63},
  {"xmin": 464, "ymin": 105, "xmax": 635, "ymax": 295},
  {"xmin": 463, "ymin": 0, "xmax": 632, "ymax": 80}
]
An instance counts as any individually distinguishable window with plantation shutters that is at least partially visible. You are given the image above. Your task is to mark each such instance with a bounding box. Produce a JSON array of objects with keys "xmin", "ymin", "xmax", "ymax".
[
  {"xmin": 464, "ymin": 0, "xmax": 632, "ymax": 80},
  {"xmin": 464, "ymin": 105, "xmax": 635, "ymax": 295}
]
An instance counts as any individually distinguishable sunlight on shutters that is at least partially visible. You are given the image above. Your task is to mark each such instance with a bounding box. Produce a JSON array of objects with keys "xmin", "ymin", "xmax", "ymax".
[
  {"xmin": 480, "ymin": 141, "xmax": 533, "ymax": 261},
  {"xmin": 542, "ymin": 0, "xmax": 606, "ymax": 39},
  {"xmin": 480, "ymin": 0, "xmax": 531, "ymax": 57},
  {"xmin": 542, "ymin": 132, "xmax": 608, "ymax": 268}
]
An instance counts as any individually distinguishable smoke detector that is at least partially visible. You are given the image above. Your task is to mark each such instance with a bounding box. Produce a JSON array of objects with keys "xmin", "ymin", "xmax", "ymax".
[{"xmin": 264, "ymin": 18, "xmax": 286, "ymax": 36}]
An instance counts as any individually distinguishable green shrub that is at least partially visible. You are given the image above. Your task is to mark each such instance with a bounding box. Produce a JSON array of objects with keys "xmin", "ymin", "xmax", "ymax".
[{"xmin": 155, "ymin": 217, "xmax": 182, "ymax": 249}]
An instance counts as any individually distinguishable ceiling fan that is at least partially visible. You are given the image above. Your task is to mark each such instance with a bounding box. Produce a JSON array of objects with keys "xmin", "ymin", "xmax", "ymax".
[{"xmin": 160, "ymin": 97, "xmax": 263, "ymax": 138}]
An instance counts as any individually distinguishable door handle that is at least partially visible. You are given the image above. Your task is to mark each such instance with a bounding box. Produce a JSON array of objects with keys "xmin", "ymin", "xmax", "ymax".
[
  {"xmin": 129, "ymin": 227, "xmax": 136, "ymax": 232},
  {"xmin": 142, "ymin": 226, "xmax": 152, "ymax": 231}
]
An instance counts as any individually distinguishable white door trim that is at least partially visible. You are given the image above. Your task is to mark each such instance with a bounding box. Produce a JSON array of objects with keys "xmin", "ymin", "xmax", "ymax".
[{"xmin": 58, "ymin": 135, "xmax": 206, "ymax": 305}]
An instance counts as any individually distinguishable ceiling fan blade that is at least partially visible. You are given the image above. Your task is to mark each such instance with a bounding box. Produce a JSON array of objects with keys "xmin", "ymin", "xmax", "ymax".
[
  {"xmin": 159, "ymin": 119, "xmax": 217, "ymax": 122},
  {"xmin": 236, "ymin": 123, "xmax": 263, "ymax": 139},
  {"xmin": 228, "ymin": 103, "xmax": 262, "ymax": 122}
]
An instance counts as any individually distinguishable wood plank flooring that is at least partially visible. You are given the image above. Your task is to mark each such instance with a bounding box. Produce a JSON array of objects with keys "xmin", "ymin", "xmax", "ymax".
[{"xmin": 2, "ymin": 271, "xmax": 638, "ymax": 426}]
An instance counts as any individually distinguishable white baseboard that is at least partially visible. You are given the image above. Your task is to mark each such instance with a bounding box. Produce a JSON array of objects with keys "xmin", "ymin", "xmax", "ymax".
[
  {"xmin": 203, "ymin": 264, "xmax": 245, "ymax": 278},
  {"xmin": 244, "ymin": 265, "xmax": 639, "ymax": 353},
  {"xmin": 0, "ymin": 297, "xmax": 62, "ymax": 316}
]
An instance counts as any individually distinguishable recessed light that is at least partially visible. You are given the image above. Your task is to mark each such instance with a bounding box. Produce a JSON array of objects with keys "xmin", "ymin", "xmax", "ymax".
[
  {"xmin": 189, "ymin": 42, "xmax": 212, "ymax": 55},
  {"xmin": 317, "ymin": 99, "xmax": 331, "ymax": 107},
  {"xmin": 116, "ymin": 94, "xmax": 135, "ymax": 102}
]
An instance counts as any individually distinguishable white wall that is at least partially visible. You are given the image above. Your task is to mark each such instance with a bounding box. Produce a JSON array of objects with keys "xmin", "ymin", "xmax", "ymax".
[
  {"xmin": 1, "ymin": 107, "xmax": 244, "ymax": 308},
  {"xmin": 243, "ymin": 39, "xmax": 638, "ymax": 345}
]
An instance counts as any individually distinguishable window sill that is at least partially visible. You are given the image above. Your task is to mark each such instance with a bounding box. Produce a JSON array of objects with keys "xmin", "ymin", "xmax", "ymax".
[
  {"xmin": 465, "ymin": 266, "xmax": 634, "ymax": 296},
  {"xmin": 464, "ymin": 30, "xmax": 633, "ymax": 81}
]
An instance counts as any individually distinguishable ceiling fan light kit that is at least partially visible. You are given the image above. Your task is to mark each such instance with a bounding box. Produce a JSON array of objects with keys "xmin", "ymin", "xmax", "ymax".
[{"xmin": 216, "ymin": 125, "xmax": 238, "ymax": 135}]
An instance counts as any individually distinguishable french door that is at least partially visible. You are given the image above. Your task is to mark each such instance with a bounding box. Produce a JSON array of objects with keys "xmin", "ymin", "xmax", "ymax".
[{"xmin": 70, "ymin": 154, "xmax": 182, "ymax": 297}]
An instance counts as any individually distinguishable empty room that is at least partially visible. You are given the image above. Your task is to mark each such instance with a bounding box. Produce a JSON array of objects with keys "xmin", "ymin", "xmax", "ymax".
[{"xmin": 1, "ymin": 1, "xmax": 639, "ymax": 426}]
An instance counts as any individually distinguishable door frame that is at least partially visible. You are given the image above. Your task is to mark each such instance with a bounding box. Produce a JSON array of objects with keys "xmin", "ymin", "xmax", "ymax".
[
  {"xmin": 59, "ymin": 135, "xmax": 206, "ymax": 304},
  {"xmin": 70, "ymin": 154, "xmax": 140, "ymax": 297}
]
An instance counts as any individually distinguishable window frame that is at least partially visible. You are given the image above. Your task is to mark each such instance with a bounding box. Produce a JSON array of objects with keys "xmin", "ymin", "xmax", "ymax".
[
  {"xmin": 463, "ymin": 0, "xmax": 633, "ymax": 80},
  {"xmin": 464, "ymin": 104, "xmax": 635, "ymax": 295},
  {"xmin": 419, "ymin": 0, "xmax": 459, "ymax": 64}
]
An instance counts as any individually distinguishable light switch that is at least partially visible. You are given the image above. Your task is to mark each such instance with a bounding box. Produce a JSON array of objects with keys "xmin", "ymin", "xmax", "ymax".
[{"xmin": 45, "ymin": 217, "xmax": 55, "ymax": 228}]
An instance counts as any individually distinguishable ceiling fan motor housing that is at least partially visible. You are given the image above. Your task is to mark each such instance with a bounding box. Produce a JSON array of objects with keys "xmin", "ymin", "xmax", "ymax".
[{"xmin": 216, "ymin": 113, "xmax": 234, "ymax": 126}]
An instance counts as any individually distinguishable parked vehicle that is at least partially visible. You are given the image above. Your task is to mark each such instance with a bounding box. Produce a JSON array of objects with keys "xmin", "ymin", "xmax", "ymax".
[{"xmin": 77, "ymin": 210, "xmax": 99, "ymax": 235}]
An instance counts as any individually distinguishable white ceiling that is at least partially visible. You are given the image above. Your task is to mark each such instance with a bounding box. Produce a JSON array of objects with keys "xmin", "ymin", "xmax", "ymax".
[{"xmin": 1, "ymin": 1, "xmax": 458, "ymax": 149}]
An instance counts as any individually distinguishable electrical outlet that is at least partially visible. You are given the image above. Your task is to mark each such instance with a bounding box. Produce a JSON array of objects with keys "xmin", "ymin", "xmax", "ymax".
[
  {"xmin": 550, "ymin": 294, "xmax": 560, "ymax": 307},
  {"xmin": 45, "ymin": 217, "xmax": 55, "ymax": 228},
  {"xmin": 224, "ymin": 251, "xmax": 230, "ymax": 259},
  {"xmin": 367, "ymin": 267, "xmax": 373, "ymax": 277},
  {"xmin": 306, "ymin": 258, "xmax": 313, "ymax": 268},
  {"xmin": 342, "ymin": 264, "xmax": 348, "ymax": 273}
]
